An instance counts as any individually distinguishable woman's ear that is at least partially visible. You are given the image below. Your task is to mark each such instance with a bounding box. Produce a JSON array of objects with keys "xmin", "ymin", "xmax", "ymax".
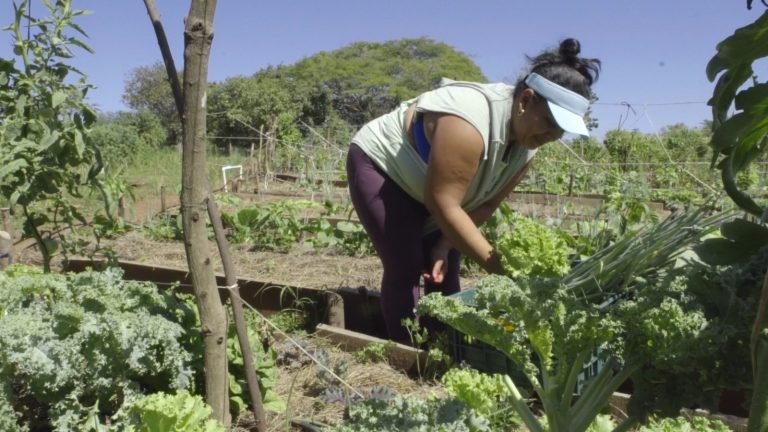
[{"xmin": 517, "ymin": 88, "xmax": 536, "ymax": 113}]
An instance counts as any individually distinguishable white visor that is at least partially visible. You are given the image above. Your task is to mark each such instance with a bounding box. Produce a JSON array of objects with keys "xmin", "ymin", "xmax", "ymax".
[{"xmin": 524, "ymin": 73, "xmax": 590, "ymax": 136}]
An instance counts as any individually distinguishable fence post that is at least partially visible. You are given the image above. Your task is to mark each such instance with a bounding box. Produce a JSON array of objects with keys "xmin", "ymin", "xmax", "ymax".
[
  {"xmin": 0, "ymin": 231, "xmax": 12, "ymax": 270},
  {"xmin": 160, "ymin": 186, "xmax": 167, "ymax": 213},
  {"xmin": 0, "ymin": 208, "xmax": 11, "ymax": 234}
]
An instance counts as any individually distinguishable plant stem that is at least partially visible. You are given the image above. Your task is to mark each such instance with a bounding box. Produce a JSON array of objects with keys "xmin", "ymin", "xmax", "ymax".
[
  {"xmin": 560, "ymin": 348, "xmax": 593, "ymax": 413},
  {"xmin": 570, "ymin": 362, "xmax": 639, "ymax": 432},
  {"xmin": 23, "ymin": 205, "xmax": 50, "ymax": 273},
  {"xmin": 503, "ymin": 375, "xmax": 544, "ymax": 432}
]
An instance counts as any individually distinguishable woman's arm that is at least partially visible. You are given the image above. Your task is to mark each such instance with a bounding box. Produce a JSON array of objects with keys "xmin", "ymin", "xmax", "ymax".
[
  {"xmin": 466, "ymin": 161, "xmax": 532, "ymax": 226},
  {"xmin": 422, "ymin": 112, "xmax": 504, "ymax": 274}
]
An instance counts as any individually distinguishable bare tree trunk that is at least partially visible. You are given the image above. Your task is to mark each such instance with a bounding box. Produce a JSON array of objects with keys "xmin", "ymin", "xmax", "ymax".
[
  {"xmin": 180, "ymin": 0, "xmax": 229, "ymax": 425},
  {"xmin": 143, "ymin": 0, "xmax": 230, "ymax": 423}
]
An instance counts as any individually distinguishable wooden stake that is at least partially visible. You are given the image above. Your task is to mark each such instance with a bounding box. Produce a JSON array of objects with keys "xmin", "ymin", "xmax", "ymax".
[
  {"xmin": 0, "ymin": 231, "xmax": 12, "ymax": 270},
  {"xmin": 207, "ymin": 194, "xmax": 267, "ymax": 430}
]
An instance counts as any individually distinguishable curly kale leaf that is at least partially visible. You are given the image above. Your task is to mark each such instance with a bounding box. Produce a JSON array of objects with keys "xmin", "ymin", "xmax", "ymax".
[{"xmin": 332, "ymin": 395, "xmax": 491, "ymax": 432}]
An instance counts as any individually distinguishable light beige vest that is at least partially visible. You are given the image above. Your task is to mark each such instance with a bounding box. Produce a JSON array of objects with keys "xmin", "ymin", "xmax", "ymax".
[{"xmin": 352, "ymin": 79, "xmax": 536, "ymax": 233}]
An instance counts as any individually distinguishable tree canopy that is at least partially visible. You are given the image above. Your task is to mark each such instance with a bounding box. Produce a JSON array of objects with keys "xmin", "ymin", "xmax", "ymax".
[{"xmin": 124, "ymin": 37, "xmax": 485, "ymax": 148}]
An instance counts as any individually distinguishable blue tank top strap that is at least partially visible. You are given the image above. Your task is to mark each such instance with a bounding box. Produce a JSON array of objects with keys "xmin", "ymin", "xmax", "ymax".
[{"xmin": 412, "ymin": 113, "xmax": 431, "ymax": 163}]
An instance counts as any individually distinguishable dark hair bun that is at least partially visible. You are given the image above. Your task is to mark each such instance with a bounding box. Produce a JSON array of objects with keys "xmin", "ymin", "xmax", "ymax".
[{"xmin": 559, "ymin": 38, "xmax": 581, "ymax": 64}]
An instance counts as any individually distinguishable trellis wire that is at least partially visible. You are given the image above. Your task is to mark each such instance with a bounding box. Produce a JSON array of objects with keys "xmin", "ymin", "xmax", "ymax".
[{"xmin": 152, "ymin": 280, "xmax": 365, "ymax": 399}]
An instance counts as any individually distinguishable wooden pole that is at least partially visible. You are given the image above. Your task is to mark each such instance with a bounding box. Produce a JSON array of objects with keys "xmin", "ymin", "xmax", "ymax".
[
  {"xmin": 118, "ymin": 196, "xmax": 126, "ymax": 219},
  {"xmin": 0, "ymin": 231, "xmax": 12, "ymax": 270},
  {"xmin": 207, "ymin": 195, "xmax": 267, "ymax": 429},
  {"xmin": 160, "ymin": 186, "xmax": 167, "ymax": 213},
  {"xmin": 141, "ymin": 0, "xmax": 183, "ymax": 118},
  {"xmin": 0, "ymin": 208, "xmax": 12, "ymax": 238}
]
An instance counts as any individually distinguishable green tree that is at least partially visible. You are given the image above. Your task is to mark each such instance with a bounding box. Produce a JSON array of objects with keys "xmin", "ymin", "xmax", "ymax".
[
  {"xmin": 207, "ymin": 69, "xmax": 304, "ymax": 149},
  {"xmin": 288, "ymin": 37, "xmax": 487, "ymax": 125},
  {"xmin": 110, "ymin": 109, "xmax": 167, "ymax": 148},
  {"xmin": 0, "ymin": 0, "xmax": 102, "ymax": 271},
  {"xmin": 122, "ymin": 61, "xmax": 181, "ymax": 146},
  {"xmin": 603, "ymin": 129, "xmax": 661, "ymax": 169},
  {"xmin": 659, "ymin": 123, "xmax": 711, "ymax": 162},
  {"xmin": 89, "ymin": 121, "xmax": 142, "ymax": 174}
]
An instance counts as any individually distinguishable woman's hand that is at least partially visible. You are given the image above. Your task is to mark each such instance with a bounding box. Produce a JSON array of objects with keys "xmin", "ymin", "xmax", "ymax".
[{"xmin": 424, "ymin": 237, "xmax": 453, "ymax": 284}]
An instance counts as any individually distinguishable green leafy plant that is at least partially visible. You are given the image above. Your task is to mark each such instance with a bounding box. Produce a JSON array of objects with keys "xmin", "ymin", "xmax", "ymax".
[
  {"xmin": 125, "ymin": 390, "xmax": 225, "ymax": 432},
  {"xmin": 636, "ymin": 415, "xmax": 730, "ymax": 432},
  {"xmin": 354, "ymin": 342, "xmax": 392, "ymax": 364},
  {"xmin": 440, "ymin": 367, "xmax": 523, "ymax": 430},
  {"xmin": 418, "ymin": 206, "xmax": 731, "ymax": 432},
  {"xmin": 706, "ymin": 9, "xmax": 768, "ymax": 217},
  {"xmin": 221, "ymin": 200, "xmax": 313, "ymax": 251},
  {"xmin": 226, "ymin": 314, "xmax": 286, "ymax": 415},
  {"xmin": 331, "ymin": 394, "xmax": 492, "ymax": 432},
  {"xmin": 0, "ymin": 267, "xmax": 197, "ymax": 430},
  {"xmin": 487, "ymin": 204, "xmax": 572, "ymax": 279},
  {"xmin": 707, "ymin": 8, "xmax": 768, "ymax": 432},
  {"xmin": 143, "ymin": 213, "xmax": 184, "ymax": 242},
  {"xmin": 306, "ymin": 218, "xmax": 374, "ymax": 257},
  {"xmin": 0, "ymin": 0, "xmax": 104, "ymax": 271}
]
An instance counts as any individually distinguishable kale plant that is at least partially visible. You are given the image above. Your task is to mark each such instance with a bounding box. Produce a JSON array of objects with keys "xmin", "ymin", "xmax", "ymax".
[
  {"xmin": 0, "ymin": 266, "xmax": 196, "ymax": 430},
  {"xmin": 418, "ymin": 206, "xmax": 732, "ymax": 432},
  {"xmin": 331, "ymin": 395, "xmax": 492, "ymax": 432}
]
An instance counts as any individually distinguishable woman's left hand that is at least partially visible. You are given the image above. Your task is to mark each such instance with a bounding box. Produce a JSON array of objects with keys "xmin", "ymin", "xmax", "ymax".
[{"xmin": 424, "ymin": 237, "xmax": 452, "ymax": 284}]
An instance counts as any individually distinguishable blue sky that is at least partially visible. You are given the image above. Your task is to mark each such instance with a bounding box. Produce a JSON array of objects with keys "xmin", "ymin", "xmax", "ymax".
[{"xmin": 2, "ymin": 1, "xmax": 764, "ymax": 138}]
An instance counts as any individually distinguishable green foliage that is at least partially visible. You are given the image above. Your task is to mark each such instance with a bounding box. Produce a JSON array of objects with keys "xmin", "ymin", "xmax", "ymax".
[
  {"xmin": 226, "ymin": 314, "xmax": 286, "ymax": 415},
  {"xmin": 0, "ymin": 381, "xmax": 27, "ymax": 432},
  {"xmin": 109, "ymin": 110, "xmax": 167, "ymax": 149},
  {"xmin": 441, "ymin": 368, "xmax": 507, "ymax": 414},
  {"xmin": 0, "ymin": 268, "xmax": 197, "ymax": 430},
  {"xmin": 706, "ymin": 9, "xmax": 768, "ymax": 216},
  {"xmin": 488, "ymin": 204, "xmax": 572, "ymax": 278},
  {"xmin": 354, "ymin": 342, "xmax": 392, "ymax": 364},
  {"xmin": 418, "ymin": 207, "xmax": 731, "ymax": 432},
  {"xmin": 122, "ymin": 62, "xmax": 179, "ymax": 146},
  {"xmin": 290, "ymin": 37, "xmax": 487, "ymax": 126},
  {"xmin": 88, "ymin": 121, "xmax": 143, "ymax": 173},
  {"xmin": 269, "ymin": 309, "xmax": 309, "ymax": 334},
  {"xmin": 222, "ymin": 200, "xmax": 314, "ymax": 251},
  {"xmin": 694, "ymin": 217, "xmax": 768, "ymax": 266},
  {"xmin": 601, "ymin": 174, "xmax": 659, "ymax": 236},
  {"xmin": 125, "ymin": 391, "xmax": 225, "ymax": 432},
  {"xmin": 636, "ymin": 415, "xmax": 730, "ymax": 432},
  {"xmin": 0, "ymin": 0, "xmax": 104, "ymax": 271},
  {"xmin": 331, "ymin": 395, "xmax": 493, "ymax": 432},
  {"xmin": 306, "ymin": 218, "xmax": 374, "ymax": 257},
  {"xmin": 143, "ymin": 213, "xmax": 185, "ymax": 242},
  {"xmin": 207, "ymin": 70, "xmax": 306, "ymax": 149},
  {"xmin": 603, "ymin": 130, "xmax": 663, "ymax": 168},
  {"xmin": 624, "ymin": 245, "xmax": 765, "ymax": 418}
]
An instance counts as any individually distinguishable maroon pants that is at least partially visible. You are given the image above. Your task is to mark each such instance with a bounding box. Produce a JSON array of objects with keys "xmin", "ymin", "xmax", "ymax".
[{"xmin": 346, "ymin": 143, "xmax": 461, "ymax": 342}]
